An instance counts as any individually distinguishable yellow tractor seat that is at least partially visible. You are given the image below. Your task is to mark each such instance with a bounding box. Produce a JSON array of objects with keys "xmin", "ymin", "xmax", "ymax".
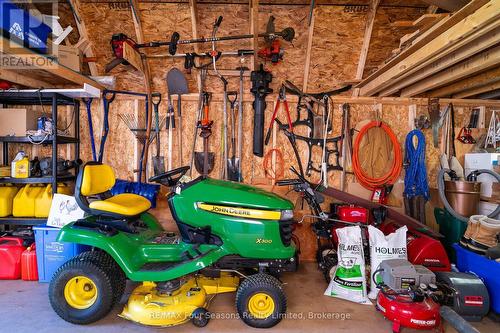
[
  {"xmin": 89, "ymin": 193, "xmax": 151, "ymax": 217},
  {"xmin": 75, "ymin": 162, "xmax": 151, "ymax": 218}
]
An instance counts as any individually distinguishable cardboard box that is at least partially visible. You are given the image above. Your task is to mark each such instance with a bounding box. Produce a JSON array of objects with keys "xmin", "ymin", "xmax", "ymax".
[
  {"xmin": 54, "ymin": 44, "xmax": 81, "ymax": 72},
  {"xmin": 0, "ymin": 108, "xmax": 44, "ymax": 136}
]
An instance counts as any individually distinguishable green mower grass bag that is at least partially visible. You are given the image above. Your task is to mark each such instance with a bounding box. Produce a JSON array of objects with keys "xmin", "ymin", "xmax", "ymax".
[{"xmin": 324, "ymin": 226, "xmax": 371, "ymax": 305}]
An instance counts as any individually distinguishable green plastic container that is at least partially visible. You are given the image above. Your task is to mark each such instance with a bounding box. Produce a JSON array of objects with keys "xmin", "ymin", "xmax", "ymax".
[{"xmin": 434, "ymin": 208, "xmax": 468, "ymax": 263}]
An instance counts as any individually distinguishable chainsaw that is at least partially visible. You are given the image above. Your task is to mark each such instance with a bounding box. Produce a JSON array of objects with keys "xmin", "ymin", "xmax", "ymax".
[{"xmin": 105, "ymin": 33, "xmax": 138, "ymax": 73}]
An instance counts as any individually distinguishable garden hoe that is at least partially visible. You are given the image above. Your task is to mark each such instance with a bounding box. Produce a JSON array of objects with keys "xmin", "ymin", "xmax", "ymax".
[
  {"xmin": 167, "ymin": 67, "xmax": 189, "ymax": 167},
  {"xmin": 194, "ymin": 92, "xmax": 215, "ymax": 176}
]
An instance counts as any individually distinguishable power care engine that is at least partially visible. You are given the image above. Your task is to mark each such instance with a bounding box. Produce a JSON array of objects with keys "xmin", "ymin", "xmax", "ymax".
[{"xmin": 375, "ymin": 259, "xmax": 489, "ymax": 333}]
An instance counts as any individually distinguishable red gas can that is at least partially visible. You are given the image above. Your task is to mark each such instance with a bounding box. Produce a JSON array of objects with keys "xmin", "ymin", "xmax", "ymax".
[
  {"xmin": 21, "ymin": 244, "xmax": 38, "ymax": 281},
  {"xmin": 0, "ymin": 236, "xmax": 26, "ymax": 279}
]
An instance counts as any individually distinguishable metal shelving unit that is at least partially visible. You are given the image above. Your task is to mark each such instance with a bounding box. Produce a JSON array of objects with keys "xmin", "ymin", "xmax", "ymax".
[{"xmin": 0, "ymin": 91, "xmax": 80, "ymax": 226}]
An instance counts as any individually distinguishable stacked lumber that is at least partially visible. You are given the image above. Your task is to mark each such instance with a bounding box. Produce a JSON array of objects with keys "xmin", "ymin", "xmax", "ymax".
[{"xmin": 356, "ymin": 0, "xmax": 500, "ymax": 99}]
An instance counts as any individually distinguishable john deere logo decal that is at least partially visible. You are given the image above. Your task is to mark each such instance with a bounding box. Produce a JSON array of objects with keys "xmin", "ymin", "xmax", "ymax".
[
  {"xmin": 197, "ymin": 203, "xmax": 281, "ymax": 220},
  {"xmin": 211, "ymin": 206, "xmax": 251, "ymax": 216}
]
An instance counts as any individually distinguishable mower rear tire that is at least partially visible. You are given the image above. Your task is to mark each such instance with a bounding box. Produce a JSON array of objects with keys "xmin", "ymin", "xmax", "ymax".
[
  {"xmin": 236, "ymin": 273, "xmax": 287, "ymax": 328},
  {"xmin": 49, "ymin": 258, "xmax": 114, "ymax": 324},
  {"xmin": 75, "ymin": 250, "xmax": 127, "ymax": 305}
]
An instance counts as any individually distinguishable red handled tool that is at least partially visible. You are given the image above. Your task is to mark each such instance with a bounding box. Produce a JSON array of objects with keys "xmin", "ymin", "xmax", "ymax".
[{"xmin": 264, "ymin": 85, "xmax": 293, "ymax": 145}]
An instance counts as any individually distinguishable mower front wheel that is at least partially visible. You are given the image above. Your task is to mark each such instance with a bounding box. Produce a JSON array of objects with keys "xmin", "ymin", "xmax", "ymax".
[
  {"xmin": 236, "ymin": 273, "xmax": 287, "ymax": 328},
  {"xmin": 49, "ymin": 258, "xmax": 114, "ymax": 324}
]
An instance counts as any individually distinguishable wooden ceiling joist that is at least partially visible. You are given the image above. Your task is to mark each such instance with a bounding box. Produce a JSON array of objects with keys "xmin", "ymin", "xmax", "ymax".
[
  {"xmin": 128, "ymin": 0, "xmax": 153, "ymax": 182},
  {"xmin": 250, "ymin": 0, "xmax": 259, "ymax": 71},
  {"xmin": 400, "ymin": 46, "xmax": 500, "ymax": 97},
  {"xmin": 68, "ymin": 0, "xmax": 97, "ymax": 76},
  {"xmin": 302, "ymin": 0, "xmax": 316, "ymax": 91},
  {"xmin": 453, "ymin": 80, "xmax": 500, "ymax": 99},
  {"xmin": 356, "ymin": 0, "xmax": 494, "ymax": 96},
  {"xmin": 428, "ymin": 66, "xmax": 500, "ymax": 97},
  {"xmin": 379, "ymin": 24, "xmax": 500, "ymax": 96},
  {"xmin": 352, "ymin": 0, "xmax": 380, "ymax": 97}
]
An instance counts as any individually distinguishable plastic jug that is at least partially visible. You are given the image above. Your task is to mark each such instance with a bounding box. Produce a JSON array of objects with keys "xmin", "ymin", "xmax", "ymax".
[
  {"xmin": 13, "ymin": 185, "xmax": 44, "ymax": 217},
  {"xmin": 0, "ymin": 236, "xmax": 26, "ymax": 279},
  {"xmin": 21, "ymin": 244, "xmax": 38, "ymax": 281},
  {"xmin": 34, "ymin": 184, "xmax": 72, "ymax": 218},
  {"xmin": 11, "ymin": 151, "xmax": 29, "ymax": 178},
  {"xmin": 0, "ymin": 185, "xmax": 19, "ymax": 217}
]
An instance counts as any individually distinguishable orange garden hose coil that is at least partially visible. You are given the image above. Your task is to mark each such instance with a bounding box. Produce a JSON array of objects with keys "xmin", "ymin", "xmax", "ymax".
[{"xmin": 352, "ymin": 121, "xmax": 402, "ymax": 190}]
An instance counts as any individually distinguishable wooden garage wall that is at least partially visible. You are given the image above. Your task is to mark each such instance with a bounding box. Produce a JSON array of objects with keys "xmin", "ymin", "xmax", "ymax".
[{"xmin": 65, "ymin": 2, "xmax": 500, "ymax": 243}]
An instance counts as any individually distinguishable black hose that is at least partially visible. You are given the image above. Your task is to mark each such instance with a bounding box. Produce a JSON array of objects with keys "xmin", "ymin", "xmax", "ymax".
[{"xmin": 437, "ymin": 168, "xmax": 500, "ymax": 222}]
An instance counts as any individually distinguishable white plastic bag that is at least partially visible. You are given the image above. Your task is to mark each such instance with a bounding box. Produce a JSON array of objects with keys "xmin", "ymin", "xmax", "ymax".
[
  {"xmin": 47, "ymin": 194, "xmax": 85, "ymax": 228},
  {"xmin": 324, "ymin": 226, "xmax": 371, "ymax": 304},
  {"xmin": 368, "ymin": 225, "xmax": 407, "ymax": 299}
]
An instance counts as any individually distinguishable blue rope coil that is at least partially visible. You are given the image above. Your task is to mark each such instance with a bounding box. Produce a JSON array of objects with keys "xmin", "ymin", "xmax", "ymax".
[{"xmin": 404, "ymin": 129, "xmax": 429, "ymax": 201}]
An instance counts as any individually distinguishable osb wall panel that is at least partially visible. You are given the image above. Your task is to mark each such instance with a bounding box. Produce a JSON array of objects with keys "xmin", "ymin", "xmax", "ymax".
[
  {"xmin": 364, "ymin": 6, "xmax": 425, "ymax": 78},
  {"xmin": 307, "ymin": 6, "xmax": 367, "ymax": 90}
]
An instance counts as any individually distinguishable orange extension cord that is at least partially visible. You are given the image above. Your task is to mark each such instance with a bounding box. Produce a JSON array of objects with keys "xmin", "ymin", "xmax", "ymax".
[{"xmin": 352, "ymin": 121, "xmax": 402, "ymax": 190}]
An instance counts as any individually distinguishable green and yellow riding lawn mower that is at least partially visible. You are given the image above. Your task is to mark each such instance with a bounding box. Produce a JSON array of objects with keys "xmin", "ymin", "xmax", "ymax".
[{"xmin": 48, "ymin": 162, "xmax": 298, "ymax": 328}]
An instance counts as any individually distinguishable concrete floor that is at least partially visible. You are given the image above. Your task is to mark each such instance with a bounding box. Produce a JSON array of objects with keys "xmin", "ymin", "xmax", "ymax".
[{"xmin": 0, "ymin": 263, "xmax": 498, "ymax": 333}]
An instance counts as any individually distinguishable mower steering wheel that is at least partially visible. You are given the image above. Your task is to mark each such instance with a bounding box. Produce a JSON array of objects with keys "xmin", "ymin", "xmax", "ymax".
[{"xmin": 149, "ymin": 166, "xmax": 190, "ymax": 187}]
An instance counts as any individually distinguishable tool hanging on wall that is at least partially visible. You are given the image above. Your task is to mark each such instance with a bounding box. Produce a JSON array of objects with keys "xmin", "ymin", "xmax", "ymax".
[
  {"xmin": 209, "ymin": 16, "xmax": 229, "ymax": 179},
  {"xmin": 275, "ymin": 80, "xmax": 351, "ymax": 177},
  {"xmin": 226, "ymin": 91, "xmax": 239, "ymax": 181},
  {"xmin": 135, "ymin": 16, "xmax": 295, "ymax": 55},
  {"xmin": 151, "ymin": 93, "xmax": 165, "ymax": 175},
  {"xmin": 235, "ymin": 66, "xmax": 248, "ymax": 181},
  {"xmin": 106, "ymin": 16, "xmax": 294, "ymax": 72},
  {"xmin": 340, "ymin": 103, "xmax": 351, "ymax": 191},
  {"xmin": 251, "ymin": 64, "xmax": 273, "ymax": 157},
  {"xmin": 457, "ymin": 109, "xmax": 479, "ymax": 144},
  {"xmin": 264, "ymin": 85, "xmax": 292, "ymax": 146},
  {"xmin": 165, "ymin": 90, "xmax": 175, "ymax": 171},
  {"xmin": 166, "ymin": 68, "xmax": 189, "ymax": 168},
  {"xmin": 194, "ymin": 92, "xmax": 215, "ymax": 176},
  {"xmin": 189, "ymin": 68, "xmax": 209, "ymax": 177},
  {"xmin": 403, "ymin": 129, "xmax": 430, "ymax": 225}
]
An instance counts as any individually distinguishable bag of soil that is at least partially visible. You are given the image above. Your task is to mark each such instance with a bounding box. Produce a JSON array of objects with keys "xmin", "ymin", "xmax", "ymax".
[
  {"xmin": 324, "ymin": 226, "xmax": 371, "ymax": 304},
  {"xmin": 368, "ymin": 225, "xmax": 407, "ymax": 299}
]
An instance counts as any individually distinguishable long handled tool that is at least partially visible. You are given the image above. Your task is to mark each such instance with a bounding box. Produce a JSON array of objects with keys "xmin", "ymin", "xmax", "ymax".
[
  {"xmin": 189, "ymin": 68, "xmax": 208, "ymax": 177},
  {"xmin": 226, "ymin": 91, "xmax": 239, "ymax": 181},
  {"xmin": 166, "ymin": 91, "xmax": 175, "ymax": 171},
  {"xmin": 236, "ymin": 66, "xmax": 248, "ymax": 182},
  {"xmin": 167, "ymin": 68, "xmax": 189, "ymax": 167},
  {"xmin": 194, "ymin": 92, "xmax": 215, "ymax": 176},
  {"xmin": 134, "ymin": 17, "xmax": 295, "ymax": 55},
  {"xmin": 151, "ymin": 93, "xmax": 165, "ymax": 175},
  {"xmin": 209, "ymin": 16, "xmax": 229, "ymax": 179}
]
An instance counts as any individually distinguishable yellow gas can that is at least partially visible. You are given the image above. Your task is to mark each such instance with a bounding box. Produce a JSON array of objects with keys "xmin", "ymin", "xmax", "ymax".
[
  {"xmin": 34, "ymin": 184, "xmax": 73, "ymax": 218},
  {"xmin": 13, "ymin": 185, "xmax": 45, "ymax": 217},
  {"xmin": 0, "ymin": 185, "xmax": 19, "ymax": 217}
]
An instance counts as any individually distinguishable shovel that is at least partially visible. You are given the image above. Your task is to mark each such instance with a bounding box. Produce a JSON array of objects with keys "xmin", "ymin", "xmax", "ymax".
[
  {"xmin": 167, "ymin": 68, "xmax": 189, "ymax": 166},
  {"xmin": 151, "ymin": 93, "xmax": 165, "ymax": 175},
  {"xmin": 194, "ymin": 92, "xmax": 215, "ymax": 176},
  {"xmin": 226, "ymin": 91, "xmax": 239, "ymax": 181}
]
